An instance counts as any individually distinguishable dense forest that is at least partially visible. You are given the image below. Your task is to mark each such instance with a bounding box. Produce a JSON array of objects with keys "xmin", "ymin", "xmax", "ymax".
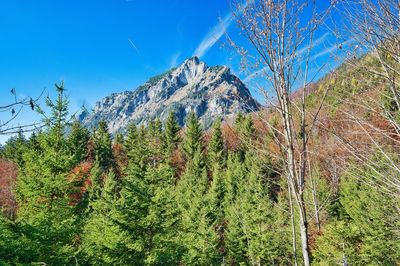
[
  {"xmin": 1, "ymin": 0, "xmax": 400, "ymax": 265},
  {"xmin": 1, "ymin": 75, "xmax": 399, "ymax": 265}
]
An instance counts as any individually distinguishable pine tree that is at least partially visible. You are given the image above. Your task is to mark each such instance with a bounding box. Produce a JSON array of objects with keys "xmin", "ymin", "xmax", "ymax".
[
  {"xmin": 182, "ymin": 111, "xmax": 203, "ymax": 160},
  {"xmin": 235, "ymin": 114, "xmax": 255, "ymax": 160},
  {"xmin": 176, "ymin": 146, "xmax": 219, "ymax": 264},
  {"xmin": 68, "ymin": 120, "xmax": 90, "ymax": 164},
  {"xmin": 314, "ymin": 156, "xmax": 400, "ymax": 265},
  {"xmin": 15, "ymin": 83, "xmax": 78, "ymax": 264},
  {"xmin": 223, "ymin": 154, "xmax": 248, "ymax": 264},
  {"xmin": 147, "ymin": 119, "xmax": 164, "ymax": 166},
  {"xmin": 124, "ymin": 123, "xmax": 138, "ymax": 155},
  {"xmin": 164, "ymin": 112, "xmax": 181, "ymax": 155},
  {"xmin": 0, "ymin": 130, "xmax": 27, "ymax": 168},
  {"xmin": 114, "ymin": 132, "xmax": 124, "ymax": 145},
  {"xmin": 80, "ymin": 171, "xmax": 125, "ymax": 265},
  {"xmin": 93, "ymin": 120, "xmax": 114, "ymax": 171},
  {"xmin": 207, "ymin": 118, "xmax": 226, "ymax": 168}
]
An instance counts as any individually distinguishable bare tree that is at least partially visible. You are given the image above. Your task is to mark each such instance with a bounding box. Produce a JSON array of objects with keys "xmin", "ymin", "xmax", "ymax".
[
  {"xmin": 228, "ymin": 1, "xmax": 338, "ymax": 264},
  {"xmin": 329, "ymin": 0, "xmax": 400, "ymax": 197},
  {"xmin": 343, "ymin": 0, "xmax": 400, "ymax": 108},
  {"xmin": 0, "ymin": 88, "xmax": 43, "ymax": 135}
]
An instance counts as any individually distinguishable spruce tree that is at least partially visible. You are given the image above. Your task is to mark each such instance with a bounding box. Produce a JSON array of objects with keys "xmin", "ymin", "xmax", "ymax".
[
  {"xmin": 124, "ymin": 123, "xmax": 138, "ymax": 155},
  {"xmin": 207, "ymin": 118, "xmax": 226, "ymax": 168},
  {"xmin": 114, "ymin": 132, "xmax": 124, "ymax": 145},
  {"xmin": 182, "ymin": 111, "xmax": 203, "ymax": 160},
  {"xmin": 83, "ymin": 123, "xmax": 181, "ymax": 264},
  {"xmin": 93, "ymin": 120, "xmax": 114, "ymax": 171},
  {"xmin": 164, "ymin": 112, "xmax": 181, "ymax": 155},
  {"xmin": 206, "ymin": 163, "xmax": 226, "ymax": 262},
  {"xmin": 224, "ymin": 152, "xmax": 289, "ymax": 265},
  {"xmin": 1, "ymin": 130, "xmax": 27, "ymax": 168},
  {"xmin": 68, "ymin": 120, "xmax": 90, "ymax": 164},
  {"xmin": 223, "ymin": 154, "xmax": 248, "ymax": 264},
  {"xmin": 147, "ymin": 119, "xmax": 164, "ymax": 166},
  {"xmin": 15, "ymin": 83, "xmax": 78, "ymax": 264},
  {"xmin": 80, "ymin": 171, "xmax": 124, "ymax": 265},
  {"xmin": 235, "ymin": 114, "xmax": 255, "ymax": 160},
  {"xmin": 176, "ymin": 147, "xmax": 219, "ymax": 264},
  {"xmin": 314, "ymin": 157, "xmax": 400, "ymax": 265},
  {"xmin": 240, "ymin": 153, "xmax": 284, "ymax": 264}
]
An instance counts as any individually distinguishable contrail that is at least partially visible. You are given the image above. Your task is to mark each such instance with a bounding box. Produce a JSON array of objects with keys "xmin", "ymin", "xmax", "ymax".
[{"xmin": 128, "ymin": 38, "xmax": 140, "ymax": 55}]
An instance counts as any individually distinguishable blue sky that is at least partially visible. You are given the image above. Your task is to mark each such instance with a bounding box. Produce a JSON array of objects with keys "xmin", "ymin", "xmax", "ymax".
[{"xmin": 0, "ymin": 0, "xmax": 347, "ymax": 143}]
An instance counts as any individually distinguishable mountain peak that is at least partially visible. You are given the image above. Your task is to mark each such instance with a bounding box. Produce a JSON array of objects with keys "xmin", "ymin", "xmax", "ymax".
[
  {"xmin": 80, "ymin": 58, "xmax": 260, "ymax": 133},
  {"xmin": 185, "ymin": 56, "xmax": 201, "ymax": 64}
]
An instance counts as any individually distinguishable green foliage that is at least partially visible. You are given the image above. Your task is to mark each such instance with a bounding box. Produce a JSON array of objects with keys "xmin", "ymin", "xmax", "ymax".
[
  {"xmin": 163, "ymin": 112, "xmax": 181, "ymax": 155},
  {"xmin": 68, "ymin": 120, "xmax": 90, "ymax": 164},
  {"xmin": 82, "ymin": 126, "xmax": 182, "ymax": 265},
  {"xmin": 3, "ymin": 74, "xmax": 400, "ymax": 265},
  {"xmin": 225, "ymin": 152, "xmax": 290, "ymax": 265},
  {"xmin": 175, "ymin": 144, "xmax": 219, "ymax": 264},
  {"xmin": 207, "ymin": 118, "xmax": 226, "ymax": 168},
  {"xmin": 314, "ymin": 159, "xmax": 400, "ymax": 265},
  {"xmin": 14, "ymin": 83, "xmax": 79, "ymax": 264},
  {"xmin": 136, "ymin": 68, "xmax": 177, "ymax": 93},
  {"xmin": 0, "ymin": 131, "xmax": 27, "ymax": 168},
  {"xmin": 182, "ymin": 111, "xmax": 203, "ymax": 160},
  {"xmin": 93, "ymin": 120, "xmax": 114, "ymax": 171},
  {"xmin": 80, "ymin": 171, "xmax": 124, "ymax": 265},
  {"xmin": 235, "ymin": 113, "xmax": 255, "ymax": 160},
  {"xmin": 124, "ymin": 123, "xmax": 138, "ymax": 154},
  {"xmin": 114, "ymin": 132, "xmax": 124, "ymax": 145}
]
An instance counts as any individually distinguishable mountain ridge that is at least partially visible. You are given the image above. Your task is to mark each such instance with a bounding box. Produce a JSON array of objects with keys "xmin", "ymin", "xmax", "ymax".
[{"xmin": 79, "ymin": 57, "xmax": 260, "ymax": 133}]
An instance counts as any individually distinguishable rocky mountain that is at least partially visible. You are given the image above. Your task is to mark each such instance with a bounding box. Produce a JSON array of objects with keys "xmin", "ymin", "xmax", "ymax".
[{"xmin": 79, "ymin": 56, "xmax": 260, "ymax": 133}]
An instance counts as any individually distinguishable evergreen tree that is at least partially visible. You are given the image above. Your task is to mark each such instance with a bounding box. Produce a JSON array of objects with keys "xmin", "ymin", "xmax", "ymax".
[
  {"xmin": 223, "ymin": 153, "xmax": 250, "ymax": 264},
  {"xmin": 235, "ymin": 114, "xmax": 255, "ymax": 160},
  {"xmin": 206, "ymin": 163, "xmax": 226, "ymax": 262},
  {"xmin": 114, "ymin": 132, "xmax": 124, "ymax": 145},
  {"xmin": 182, "ymin": 111, "xmax": 203, "ymax": 160},
  {"xmin": 28, "ymin": 131, "xmax": 42, "ymax": 153},
  {"xmin": 83, "ymin": 126, "xmax": 181, "ymax": 264},
  {"xmin": 240, "ymin": 153, "xmax": 286, "ymax": 264},
  {"xmin": 224, "ymin": 152, "xmax": 290, "ymax": 265},
  {"xmin": 15, "ymin": 83, "xmax": 78, "ymax": 264},
  {"xmin": 93, "ymin": 120, "xmax": 114, "ymax": 171},
  {"xmin": 314, "ymin": 157, "xmax": 400, "ymax": 265},
  {"xmin": 207, "ymin": 118, "xmax": 226, "ymax": 168},
  {"xmin": 68, "ymin": 120, "xmax": 90, "ymax": 164},
  {"xmin": 124, "ymin": 123, "xmax": 138, "ymax": 155},
  {"xmin": 80, "ymin": 171, "xmax": 124, "ymax": 265},
  {"xmin": 176, "ymin": 147, "xmax": 219, "ymax": 264},
  {"xmin": 163, "ymin": 112, "xmax": 181, "ymax": 155},
  {"xmin": 147, "ymin": 119, "xmax": 164, "ymax": 166},
  {"xmin": 0, "ymin": 130, "xmax": 27, "ymax": 168}
]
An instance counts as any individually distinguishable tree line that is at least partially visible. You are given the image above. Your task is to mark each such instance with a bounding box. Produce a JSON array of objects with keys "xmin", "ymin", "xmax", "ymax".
[{"xmin": 0, "ymin": 82, "xmax": 399, "ymax": 265}]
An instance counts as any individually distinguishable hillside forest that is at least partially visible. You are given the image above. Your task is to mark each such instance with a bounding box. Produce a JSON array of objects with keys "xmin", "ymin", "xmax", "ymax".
[{"xmin": 1, "ymin": 0, "xmax": 400, "ymax": 265}]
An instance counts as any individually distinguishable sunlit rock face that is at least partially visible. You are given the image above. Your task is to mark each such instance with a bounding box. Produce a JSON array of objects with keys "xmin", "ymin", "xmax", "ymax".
[{"xmin": 79, "ymin": 56, "xmax": 260, "ymax": 133}]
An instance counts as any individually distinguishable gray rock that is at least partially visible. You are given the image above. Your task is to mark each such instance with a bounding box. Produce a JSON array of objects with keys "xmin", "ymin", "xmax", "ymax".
[{"xmin": 80, "ymin": 56, "xmax": 260, "ymax": 133}]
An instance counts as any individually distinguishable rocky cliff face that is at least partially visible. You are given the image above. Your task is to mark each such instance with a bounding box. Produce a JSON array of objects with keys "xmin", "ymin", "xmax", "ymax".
[{"xmin": 79, "ymin": 57, "xmax": 260, "ymax": 133}]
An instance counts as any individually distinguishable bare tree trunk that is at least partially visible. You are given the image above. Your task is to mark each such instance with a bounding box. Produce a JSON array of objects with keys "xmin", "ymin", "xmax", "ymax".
[
  {"xmin": 308, "ymin": 156, "xmax": 321, "ymax": 232},
  {"xmin": 297, "ymin": 192, "xmax": 310, "ymax": 266},
  {"xmin": 229, "ymin": 1, "xmax": 336, "ymax": 264},
  {"xmin": 288, "ymin": 181, "xmax": 298, "ymax": 266},
  {"xmin": 311, "ymin": 174, "xmax": 321, "ymax": 233},
  {"xmin": 282, "ymin": 87, "xmax": 311, "ymax": 265}
]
